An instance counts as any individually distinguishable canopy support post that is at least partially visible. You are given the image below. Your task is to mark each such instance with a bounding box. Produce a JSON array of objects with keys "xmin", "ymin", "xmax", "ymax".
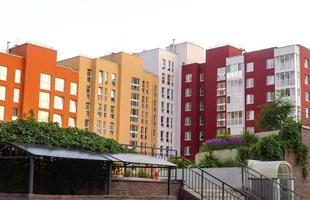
[
  {"xmin": 107, "ymin": 161, "xmax": 112, "ymax": 195},
  {"xmin": 167, "ymin": 167, "xmax": 171, "ymax": 196},
  {"xmin": 28, "ymin": 157, "xmax": 34, "ymax": 194}
]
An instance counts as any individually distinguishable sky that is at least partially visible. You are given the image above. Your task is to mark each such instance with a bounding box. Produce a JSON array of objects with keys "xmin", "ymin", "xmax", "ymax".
[{"xmin": 1, "ymin": 0, "xmax": 310, "ymax": 60}]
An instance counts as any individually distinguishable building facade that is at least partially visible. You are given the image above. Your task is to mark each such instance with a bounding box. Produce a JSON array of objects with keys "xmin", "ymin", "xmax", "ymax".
[
  {"xmin": 58, "ymin": 52, "xmax": 158, "ymax": 147},
  {"xmin": 0, "ymin": 43, "xmax": 79, "ymax": 126},
  {"xmin": 138, "ymin": 42, "xmax": 204, "ymax": 154},
  {"xmin": 181, "ymin": 44, "xmax": 310, "ymax": 160}
]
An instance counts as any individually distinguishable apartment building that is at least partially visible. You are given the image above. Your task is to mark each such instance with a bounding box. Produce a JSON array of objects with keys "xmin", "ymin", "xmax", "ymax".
[
  {"xmin": 181, "ymin": 44, "xmax": 310, "ymax": 160},
  {"xmin": 138, "ymin": 42, "xmax": 204, "ymax": 154},
  {"xmin": 58, "ymin": 52, "xmax": 158, "ymax": 147},
  {"xmin": 0, "ymin": 43, "xmax": 78, "ymax": 126}
]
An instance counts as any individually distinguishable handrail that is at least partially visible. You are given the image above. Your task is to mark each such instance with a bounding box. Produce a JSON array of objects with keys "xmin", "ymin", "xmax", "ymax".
[
  {"xmin": 240, "ymin": 162, "xmax": 304, "ymax": 200},
  {"xmin": 180, "ymin": 157, "xmax": 250, "ymax": 199}
]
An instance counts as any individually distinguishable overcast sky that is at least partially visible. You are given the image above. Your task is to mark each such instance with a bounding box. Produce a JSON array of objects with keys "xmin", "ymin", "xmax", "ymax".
[{"xmin": 1, "ymin": 0, "xmax": 310, "ymax": 60}]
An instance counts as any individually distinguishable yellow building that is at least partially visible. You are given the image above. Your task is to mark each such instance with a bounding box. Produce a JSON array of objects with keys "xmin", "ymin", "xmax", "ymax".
[{"xmin": 58, "ymin": 52, "xmax": 158, "ymax": 148}]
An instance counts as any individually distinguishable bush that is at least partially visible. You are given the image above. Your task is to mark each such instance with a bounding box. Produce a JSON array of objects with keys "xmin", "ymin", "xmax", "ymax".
[
  {"xmin": 237, "ymin": 142, "xmax": 261, "ymax": 163},
  {"xmin": 0, "ymin": 118, "xmax": 130, "ymax": 153},
  {"xmin": 168, "ymin": 156, "xmax": 191, "ymax": 168},
  {"xmin": 242, "ymin": 130, "xmax": 258, "ymax": 146},
  {"xmin": 124, "ymin": 168, "xmax": 133, "ymax": 177},
  {"xmin": 260, "ymin": 136, "xmax": 284, "ymax": 161},
  {"xmin": 198, "ymin": 153, "xmax": 219, "ymax": 168},
  {"xmin": 137, "ymin": 169, "xmax": 147, "ymax": 178}
]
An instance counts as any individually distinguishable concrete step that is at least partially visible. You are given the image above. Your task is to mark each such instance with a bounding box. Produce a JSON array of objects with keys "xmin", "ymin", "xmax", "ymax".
[{"xmin": 183, "ymin": 187, "xmax": 248, "ymax": 200}]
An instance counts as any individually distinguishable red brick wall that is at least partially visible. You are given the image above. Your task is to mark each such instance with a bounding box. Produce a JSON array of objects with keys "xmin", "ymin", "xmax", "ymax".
[
  {"xmin": 285, "ymin": 127, "xmax": 310, "ymax": 199},
  {"xmin": 0, "ymin": 179, "xmax": 181, "ymax": 200}
]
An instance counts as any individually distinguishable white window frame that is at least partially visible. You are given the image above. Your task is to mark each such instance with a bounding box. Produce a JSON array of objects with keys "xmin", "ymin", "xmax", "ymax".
[
  {"xmin": 246, "ymin": 94, "xmax": 254, "ymax": 104},
  {"xmin": 246, "ymin": 78, "xmax": 254, "ymax": 88},
  {"xmin": 15, "ymin": 69, "xmax": 21, "ymax": 83},
  {"xmin": 185, "ymin": 74, "xmax": 192, "ymax": 83},
  {"xmin": 246, "ymin": 62, "xmax": 254, "ymax": 72},
  {"xmin": 0, "ymin": 86, "xmax": 6, "ymax": 101},
  {"xmin": 184, "ymin": 131, "xmax": 191, "ymax": 141},
  {"xmin": 13, "ymin": 89, "xmax": 20, "ymax": 103},
  {"xmin": 70, "ymin": 82, "xmax": 77, "ymax": 95},
  {"xmin": 246, "ymin": 110, "xmax": 254, "ymax": 121},
  {"xmin": 39, "ymin": 92, "xmax": 50, "ymax": 109},
  {"xmin": 40, "ymin": 73, "xmax": 51, "ymax": 90},
  {"xmin": 38, "ymin": 111, "xmax": 49, "ymax": 122},
  {"xmin": 0, "ymin": 66, "xmax": 7, "ymax": 81},
  {"xmin": 54, "ymin": 96, "xmax": 64, "ymax": 110},
  {"xmin": 55, "ymin": 78, "xmax": 65, "ymax": 92},
  {"xmin": 53, "ymin": 114, "xmax": 63, "ymax": 127},
  {"xmin": 70, "ymin": 100, "xmax": 77, "ymax": 113}
]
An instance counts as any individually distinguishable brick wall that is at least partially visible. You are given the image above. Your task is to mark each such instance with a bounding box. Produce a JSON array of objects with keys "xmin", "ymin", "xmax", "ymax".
[
  {"xmin": 0, "ymin": 179, "xmax": 181, "ymax": 200},
  {"xmin": 285, "ymin": 127, "xmax": 310, "ymax": 199}
]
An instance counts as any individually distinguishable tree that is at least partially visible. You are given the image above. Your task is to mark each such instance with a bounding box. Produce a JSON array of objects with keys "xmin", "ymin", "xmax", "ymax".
[{"xmin": 257, "ymin": 96, "xmax": 293, "ymax": 131}]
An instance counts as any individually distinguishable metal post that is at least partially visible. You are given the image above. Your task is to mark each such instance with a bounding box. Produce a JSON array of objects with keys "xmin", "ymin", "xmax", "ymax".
[
  {"xmin": 28, "ymin": 157, "xmax": 34, "ymax": 194},
  {"xmin": 107, "ymin": 162, "xmax": 112, "ymax": 195},
  {"xmin": 241, "ymin": 167, "xmax": 244, "ymax": 189},
  {"xmin": 201, "ymin": 171, "xmax": 204, "ymax": 200},
  {"xmin": 175, "ymin": 168, "xmax": 177, "ymax": 180},
  {"xmin": 182, "ymin": 167, "xmax": 184, "ymax": 187},
  {"xmin": 222, "ymin": 182, "xmax": 225, "ymax": 200},
  {"xmin": 167, "ymin": 167, "xmax": 171, "ymax": 196}
]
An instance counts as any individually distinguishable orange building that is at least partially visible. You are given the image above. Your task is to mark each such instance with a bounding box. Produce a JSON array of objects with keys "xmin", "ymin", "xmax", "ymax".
[{"xmin": 0, "ymin": 43, "xmax": 79, "ymax": 127}]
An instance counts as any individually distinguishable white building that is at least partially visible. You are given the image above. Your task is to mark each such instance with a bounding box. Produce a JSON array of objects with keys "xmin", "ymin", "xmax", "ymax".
[{"xmin": 138, "ymin": 42, "xmax": 204, "ymax": 154}]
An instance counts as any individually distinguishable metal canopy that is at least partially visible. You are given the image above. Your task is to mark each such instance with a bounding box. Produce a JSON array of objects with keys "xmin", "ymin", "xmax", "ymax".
[
  {"xmin": 1, "ymin": 142, "xmax": 176, "ymax": 167},
  {"xmin": 107, "ymin": 153, "xmax": 177, "ymax": 167},
  {"xmin": 10, "ymin": 142, "xmax": 110, "ymax": 161}
]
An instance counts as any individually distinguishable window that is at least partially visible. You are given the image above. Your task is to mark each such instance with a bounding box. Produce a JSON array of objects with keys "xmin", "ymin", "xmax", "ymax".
[
  {"xmin": 0, "ymin": 66, "xmax": 7, "ymax": 81},
  {"xmin": 306, "ymin": 108, "xmax": 309, "ymax": 119},
  {"xmin": 70, "ymin": 83, "xmax": 77, "ymax": 95},
  {"xmin": 217, "ymin": 113, "xmax": 226, "ymax": 127},
  {"xmin": 87, "ymin": 69, "xmax": 92, "ymax": 82},
  {"xmin": 227, "ymin": 111, "xmax": 242, "ymax": 126},
  {"xmin": 185, "ymin": 88, "xmax": 192, "ymax": 97},
  {"xmin": 39, "ymin": 92, "xmax": 50, "ymax": 109},
  {"xmin": 97, "ymin": 104, "xmax": 102, "ymax": 117},
  {"xmin": 111, "ymin": 73, "xmax": 116, "ymax": 86},
  {"xmin": 185, "ymin": 117, "xmax": 191, "ymax": 126},
  {"xmin": 38, "ymin": 111, "xmax": 49, "ymax": 122},
  {"xmin": 85, "ymin": 103, "xmax": 90, "ymax": 116},
  {"xmin": 13, "ymin": 89, "xmax": 20, "ymax": 103},
  {"xmin": 167, "ymin": 89, "xmax": 170, "ymax": 99},
  {"xmin": 217, "ymin": 67, "xmax": 226, "ymax": 81},
  {"xmin": 98, "ymin": 71, "xmax": 103, "ymax": 84},
  {"xmin": 53, "ymin": 114, "xmax": 63, "ymax": 127},
  {"xmin": 53, "ymin": 96, "xmax": 64, "ymax": 110},
  {"xmin": 40, "ymin": 74, "xmax": 51, "ymax": 90},
  {"xmin": 160, "ymin": 131, "xmax": 164, "ymax": 141},
  {"xmin": 246, "ymin": 94, "xmax": 254, "ymax": 104},
  {"xmin": 246, "ymin": 110, "xmax": 254, "ymax": 120},
  {"xmin": 12, "ymin": 108, "xmax": 18, "ymax": 120},
  {"xmin": 184, "ymin": 146, "xmax": 190, "ymax": 156},
  {"xmin": 96, "ymin": 120, "xmax": 102, "ymax": 134},
  {"xmin": 200, "ymin": 88, "xmax": 205, "ymax": 96},
  {"xmin": 110, "ymin": 90, "xmax": 116, "ymax": 102},
  {"xmin": 162, "ymin": 59, "xmax": 166, "ymax": 69},
  {"xmin": 199, "ymin": 116, "xmax": 204, "ymax": 125},
  {"xmin": 216, "ymin": 97, "xmax": 226, "ymax": 111},
  {"xmin": 84, "ymin": 120, "xmax": 89, "ymax": 130},
  {"xmin": 305, "ymin": 58, "xmax": 309, "ymax": 68},
  {"xmin": 266, "ymin": 75, "xmax": 275, "ymax": 85},
  {"xmin": 185, "ymin": 131, "xmax": 191, "ymax": 141},
  {"xmin": 110, "ymin": 106, "xmax": 115, "ymax": 119},
  {"xmin": 185, "ymin": 102, "xmax": 192, "ymax": 111},
  {"xmin": 103, "ymin": 104, "xmax": 107, "ymax": 117},
  {"xmin": 69, "ymin": 100, "xmax": 77, "ymax": 113},
  {"xmin": 166, "ymin": 103, "xmax": 170, "ymax": 113},
  {"xmin": 131, "ymin": 77, "xmax": 140, "ymax": 91},
  {"xmin": 185, "ymin": 74, "xmax": 192, "ymax": 83},
  {"xmin": 55, "ymin": 78, "xmax": 65, "ymax": 92},
  {"xmin": 131, "ymin": 93, "xmax": 139, "ymax": 107},
  {"xmin": 130, "ymin": 125, "xmax": 138, "ymax": 139},
  {"xmin": 130, "ymin": 108, "xmax": 139, "ymax": 122},
  {"xmin": 199, "ymin": 131, "xmax": 204, "ymax": 140},
  {"xmin": 167, "ymin": 75, "xmax": 171, "ymax": 85},
  {"xmin": 0, "ymin": 106, "xmax": 4, "ymax": 120},
  {"xmin": 305, "ymin": 75, "xmax": 309, "ymax": 85},
  {"xmin": 246, "ymin": 78, "xmax": 254, "ymax": 88},
  {"xmin": 15, "ymin": 69, "xmax": 21, "ymax": 83},
  {"xmin": 246, "ymin": 62, "xmax": 254, "ymax": 72},
  {"xmin": 266, "ymin": 91, "xmax": 274, "ymax": 102},
  {"xmin": 98, "ymin": 87, "xmax": 103, "ymax": 101},
  {"xmin": 86, "ymin": 86, "xmax": 91, "ymax": 100},
  {"xmin": 110, "ymin": 122, "xmax": 114, "ymax": 134},
  {"xmin": 200, "ymin": 73, "xmax": 204, "ymax": 82},
  {"xmin": 161, "ymin": 87, "xmax": 165, "ymax": 98},
  {"xmin": 161, "ymin": 73, "xmax": 165, "ymax": 84},
  {"xmin": 217, "ymin": 82, "xmax": 226, "ymax": 96},
  {"xmin": 306, "ymin": 92, "xmax": 310, "ymax": 102},
  {"xmin": 266, "ymin": 59, "xmax": 274, "ymax": 69},
  {"xmin": 68, "ymin": 117, "xmax": 76, "ymax": 127},
  {"xmin": 200, "ymin": 101, "xmax": 204, "ymax": 111},
  {"xmin": 104, "ymin": 72, "xmax": 108, "ymax": 84}
]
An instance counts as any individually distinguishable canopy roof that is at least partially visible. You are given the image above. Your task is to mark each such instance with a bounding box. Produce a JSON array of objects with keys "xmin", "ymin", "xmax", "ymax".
[
  {"xmin": 248, "ymin": 160, "xmax": 292, "ymax": 179},
  {"xmin": 1, "ymin": 142, "xmax": 176, "ymax": 167}
]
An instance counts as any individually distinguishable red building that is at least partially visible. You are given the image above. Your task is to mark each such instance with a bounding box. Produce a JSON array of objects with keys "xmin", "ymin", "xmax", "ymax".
[
  {"xmin": 181, "ymin": 44, "xmax": 310, "ymax": 160},
  {"xmin": 0, "ymin": 43, "xmax": 79, "ymax": 127}
]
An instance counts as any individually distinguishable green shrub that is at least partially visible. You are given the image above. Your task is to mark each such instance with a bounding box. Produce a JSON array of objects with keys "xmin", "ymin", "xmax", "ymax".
[
  {"xmin": 242, "ymin": 130, "xmax": 258, "ymax": 146},
  {"xmin": 137, "ymin": 169, "xmax": 147, "ymax": 178},
  {"xmin": 237, "ymin": 142, "xmax": 261, "ymax": 163},
  {"xmin": 124, "ymin": 168, "xmax": 133, "ymax": 177},
  {"xmin": 260, "ymin": 136, "xmax": 284, "ymax": 161},
  {"xmin": 198, "ymin": 153, "xmax": 219, "ymax": 168},
  {"xmin": 168, "ymin": 156, "xmax": 191, "ymax": 168}
]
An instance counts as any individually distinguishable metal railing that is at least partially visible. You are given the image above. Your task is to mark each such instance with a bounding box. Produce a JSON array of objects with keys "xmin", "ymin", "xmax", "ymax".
[
  {"xmin": 241, "ymin": 163, "xmax": 304, "ymax": 200},
  {"xmin": 180, "ymin": 158, "xmax": 249, "ymax": 200}
]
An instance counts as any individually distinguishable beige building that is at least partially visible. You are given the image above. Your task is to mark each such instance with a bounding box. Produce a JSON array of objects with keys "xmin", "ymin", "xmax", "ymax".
[{"xmin": 58, "ymin": 52, "xmax": 158, "ymax": 147}]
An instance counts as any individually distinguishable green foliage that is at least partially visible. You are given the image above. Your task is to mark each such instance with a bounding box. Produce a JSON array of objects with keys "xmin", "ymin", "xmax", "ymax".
[
  {"xmin": 124, "ymin": 168, "xmax": 133, "ymax": 177},
  {"xmin": 242, "ymin": 130, "xmax": 258, "ymax": 146},
  {"xmin": 237, "ymin": 142, "xmax": 261, "ymax": 163},
  {"xmin": 260, "ymin": 136, "xmax": 284, "ymax": 161},
  {"xmin": 0, "ymin": 118, "xmax": 130, "ymax": 153},
  {"xmin": 198, "ymin": 153, "xmax": 219, "ymax": 168},
  {"xmin": 217, "ymin": 132, "xmax": 230, "ymax": 139},
  {"xmin": 257, "ymin": 96, "xmax": 293, "ymax": 131},
  {"xmin": 137, "ymin": 169, "xmax": 147, "ymax": 178},
  {"xmin": 168, "ymin": 156, "xmax": 191, "ymax": 168}
]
